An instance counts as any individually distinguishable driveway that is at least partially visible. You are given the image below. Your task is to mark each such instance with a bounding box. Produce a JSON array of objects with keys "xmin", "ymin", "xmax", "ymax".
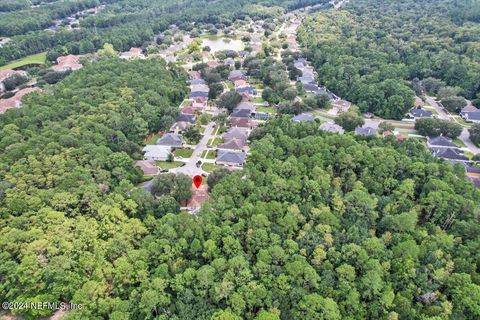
[
  {"xmin": 426, "ymin": 96, "xmax": 449, "ymax": 120},
  {"xmin": 460, "ymin": 128, "xmax": 480, "ymax": 154}
]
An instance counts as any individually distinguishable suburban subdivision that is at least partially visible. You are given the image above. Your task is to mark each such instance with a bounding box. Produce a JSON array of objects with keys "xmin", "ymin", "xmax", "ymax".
[{"xmin": 0, "ymin": 0, "xmax": 480, "ymax": 319}]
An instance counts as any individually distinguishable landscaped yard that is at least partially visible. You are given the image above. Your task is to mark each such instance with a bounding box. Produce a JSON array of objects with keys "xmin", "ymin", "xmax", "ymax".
[
  {"xmin": 453, "ymin": 138, "xmax": 467, "ymax": 148},
  {"xmin": 256, "ymin": 106, "xmax": 277, "ymax": 114},
  {"xmin": 201, "ymin": 150, "xmax": 216, "ymax": 159},
  {"xmin": 156, "ymin": 161, "xmax": 183, "ymax": 170},
  {"xmin": 144, "ymin": 132, "xmax": 161, "ymax": 145},
  {"xmin": 208, "ymin": 137, "xmax": 222, "ymax": 147},
  {"xmin": 0, "ymin": 52, "xmax": 46, "ymax": 71},
  {"xmin": 202, "ymin": 163, "xmax": 220, "ymax": 173},
  {"xmin": 252, "ymin": 97, "xmax": 265, "ymax": 104},
  {"xmin": 174, "ymin": 148, "xmax": 194, "ymax": 158}
]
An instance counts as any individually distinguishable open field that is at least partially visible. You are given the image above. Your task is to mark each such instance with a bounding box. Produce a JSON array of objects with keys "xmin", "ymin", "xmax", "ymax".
[{"xmin": 0, "ymin": 52, "xmax": 46, "ymax": 70}]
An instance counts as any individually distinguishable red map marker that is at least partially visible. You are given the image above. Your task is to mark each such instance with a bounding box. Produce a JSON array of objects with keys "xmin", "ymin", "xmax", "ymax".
[{"xmin": 193, "ymin": 175, "xmax": 203, "ymax": 188}]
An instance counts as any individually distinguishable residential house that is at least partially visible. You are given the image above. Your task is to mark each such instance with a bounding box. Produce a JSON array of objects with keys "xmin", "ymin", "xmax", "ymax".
[
  {"xmin": 216, "ymin": 150, "xmax": 247, "ymax": 166},
  {"xmin": 427, "ymin": 136, "xmax": 458, "ymax": 149},
  {"xmin": 292, "ymin": 113, "xmax": 314, "ymax": 122},
  {"xmin": 190, "ymin": 84, "xmax": 210, "ymax": 94},
  {"xmin": 156, "ymin": 133, "xmax": 184, "ymax": 147},
  {"xmin": 192, "ymin": 96, "xmax": 207, "ymax": 104},
  {"xmin": 217, "ymin": 138, "xmax": 246, "ymax": 151},
  {"xmin": 459, "ymin": 104, "xmax": 480, "ymax": 123},
  {"xmin": 254, "ymin": 112, "xmax": 272, "ymax": 120},
  {"xmin": 169, "ymin": 121, "xmax": 191, "ymax": 134},
  {"xmin": 236, "ymin": 86, "xmax": 256, "ymax": 95},
  {"xmin": 0, "ymin": 69, "xmax": 27, "ymax": 92},
  {"xmin": 331, "ymin": 99, "xmax": 352, "ymax": 113},
  {"xmin": 304, "ymin": 83, "xmax": 320, "ymax": 94},
  {"xmin": 142, "ymin": 145, "xmax": 172, "ymax": 161},
  {"xmin": 460, "ymin": 104, "xmax": 479, "ymax": 117},
  {"xmin": 236, "ymin": 102, "xmax": 255, "ymax": 112},
  {"xmin": 355, "ymin": 126, "xmax": 376, "ymax": 136},
  {"xmin": 234, "ymin": 79, "xmax": 247, "ymax": 88},
  {"xmin": 224, "ymin": 57, "xmax": 235, "ymax": 66},
  {"xmin": 189, "ymin": 91, "xmax": 209, "ymax": 99},
  {"xmin": 228, "ymin": 70, "xmax": 246, "ymax": 82},
  {"xmin": 0, "ymin": 87, "xmax": 40, "ymax": 113},
  {"xmin": 229, "ymin": 117, "xmax": 254, "ymax": 128},
  {"xmin": 176, "ymin": 113, "xmax": 196, "ymax": 123},
  {"xmin": 230, "ymin": 108, "xmax": 251, "ymax": 118},
  {"xmin": 432, "ymin": 148, "xmax": 468, "ymax": 161},
  {"xmin": 409, "ymin": 107, "xmax": 432, "ymax": 119},
  {"xmin": 52, "ymin": 55, "xmax": 82, "ymax": 72},
  {"xmin": 120, "ymin": 47, "xmax": 145, "ymax": 60},
  {"xmin": 190, "ymin": 78, "xmax": 207, "ymax": 85},
  {"xmin": 135, "ymin": 160, "xmax": 159, "ymax": 176},
  {"xmin": 319, "ymin": 122, "xmax": 344, "ymax": 134},
  {"xmin": 181, "ymin": 106, "xmax": 195, "ymax": 115},
  {"xmin": 222, "ymin": 127, "xmax": 248, "ymax": 141}
]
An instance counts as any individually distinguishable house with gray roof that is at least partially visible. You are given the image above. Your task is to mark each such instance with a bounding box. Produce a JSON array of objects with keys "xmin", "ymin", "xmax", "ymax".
[
  {"xmin": 222, "ymin": 127, "xmax": 248, "ymax": 141},
  {"xmin": 292, "ymin": 113, "xmax": 314, "ymax": 122},
  {"xmin": 142, "ymin": 145, "xmax": 172, "ymax": 161},
  {"xmin": 176, "ymin": 114, "xmax": 196, "ymax": 123},
  {"xmin": 217, "ymin": 138, "xmax": 245, "ymax": 151},
  {"xmin": 319, "ymin": 122, "xmax": 344, "ymax": 134},
  {"xmin": 189, "ymin": 91, "xmax": 209, "ymax": 99},
  {"xmin": 231, "ymin": 108, "xmax": 251, "ymax": 118},
  {"xmin": 355, "ymin": 126, "xmax": 376, "ymax": 136},
  {"xmin": 432, "ymin": 148, "xmax": 468, "ymax": 161},
  {"xmin": 216, "ymin": 150, "xmax": 247, "ymax": 166},
  {"xmin": 156, "ymin": 133, "xmax": 184, "ymax": 147},
  {"xmin": 427, "ymin": 136, "xmax": 458, "ymax": 148},
  {"xmin": 461, "ymin": 112, "xmax": 480, "ymax": 123},
  {"xmin": 228, "ymin": 70, "xmax": 246, "ymax": 82},
  {"xmin": 409, "ymin": 108, "xmax": 432, "ymax": 119},
  {"xmin": 190, "ymin": 79, "xmax": 206, "ymax": 85}
]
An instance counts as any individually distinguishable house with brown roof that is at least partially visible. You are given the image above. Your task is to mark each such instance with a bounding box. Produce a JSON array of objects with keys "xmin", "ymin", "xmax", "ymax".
[
  {"xmin": 0, "ymin": 87, "xmax": 40, "ymax": 113},
  {"xmin": 181, "ymin": 106, "xmax": 195, "ymax": 115},
  {"xmin": 0, "ymin": 69, "xmax": 27, "ymax": 92},
  {"xmin": 189, "ymin": 71, "xmax": 201, "ymax": 80},
  {"xmin": 135, "ymin": 160, "xmax": 159, "ymax": 176},
  {"xmin": 120, "ymin": 47, "xmax": 145, "ymax": 60},
  {"xmin": 234, "ymin": 79, "xmax": 247, "ymax": 88},
  {"xmin": 217, "ymin": 138, "xmax": 246, "ymax": 151},
  {"xmin": 229, "ymin": 117, "xmax": 254, "ymax": 128},
  {"xmin": 53, "ymin": 55, "xmax": 83, "ymax": 72}
]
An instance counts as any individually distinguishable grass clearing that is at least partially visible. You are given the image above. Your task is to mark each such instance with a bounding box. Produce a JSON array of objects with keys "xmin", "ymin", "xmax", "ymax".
[
  {"xmin": 144, "ymin": 132, "xmax": 162, "ymax": 145},
  {"xmin": 256, "ymin": 106, "xmax": 277, "ymax": 114},
  {"xmin": 0, "ymin": 52, "xmax": 46, "ymax": 71},
  {"xmin": 156, "ymin": 161, "xmax": 183, "ymax": 170},
  {"xmin": 252, "ymin": 97, "xmax": 265, "ymax": 104},
  {"xmin": 174, "ymin": 148, "xmax": 194, "ymax": 158},
  {"xmin": 202, "ymin": 163, "xmax": 220, "ymax": 173}
]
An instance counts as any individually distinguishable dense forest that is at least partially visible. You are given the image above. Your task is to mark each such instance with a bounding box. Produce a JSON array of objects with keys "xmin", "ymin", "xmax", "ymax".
[
  {"xmin": 297, "ymin": 0, "xmax": 480, "ymax": 119},
  {"xmin": 1, "ymin": 57, "xmax": 480, "ymax": 318},
  {"xmin": 0, "ymin": 0, "xmax": 329, "ymax": 65}
]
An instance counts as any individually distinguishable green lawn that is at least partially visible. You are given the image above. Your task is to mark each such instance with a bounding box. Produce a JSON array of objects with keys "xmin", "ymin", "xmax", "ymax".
[
  {"xmin": 202, "ymin": 150, "xmax": 216, "ymax": 159},
  {"xmin": 202, "ymin": 163, "xmax": 220, "ymax": 173},
  {"xmin": 0, "ymin": 52, "xmax": 47, "ymax": 71},
  {"xmin": 144, "ymin": 132, "xmax": 161, "ymax": 145},
  {"xmin": 156, "ymin": 161, "xmax": 183, "ymax": 170},
  {"xmin": 174, "ymin": 148, "xmax": 194, "ymax": 158},
  {"xmin": 453, "ymin": 138, "xmax": 467, "ymax": 148},
  {"xmin": 256, "ymin": 106, "xmax": 277, "ymax": 114},
  {"xmin": 252, "ymin": 97, "xmax": 265, "ymax": 104},
  {"xmin": 210, "ymin": 137, "xmax": 222, "ymax": 147}
]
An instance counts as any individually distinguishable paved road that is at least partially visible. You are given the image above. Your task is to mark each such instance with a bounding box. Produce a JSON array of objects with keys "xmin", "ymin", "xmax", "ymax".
[
  {"xmin": 460, "ymin": 128, "xmax": 480, "ymax": 154},
  {"xmin": 172, "ymin": 121, "xmax": 216, "ymax": 176},
  {"xmin": 426, "ymin": 96, "xmax": 449, "ymax": 120}
]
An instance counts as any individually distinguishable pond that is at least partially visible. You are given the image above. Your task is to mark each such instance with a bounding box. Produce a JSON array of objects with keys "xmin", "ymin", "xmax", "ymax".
[{"xmin": 201, "ymin": 38, "xmax": 244, "ymax": 53}]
